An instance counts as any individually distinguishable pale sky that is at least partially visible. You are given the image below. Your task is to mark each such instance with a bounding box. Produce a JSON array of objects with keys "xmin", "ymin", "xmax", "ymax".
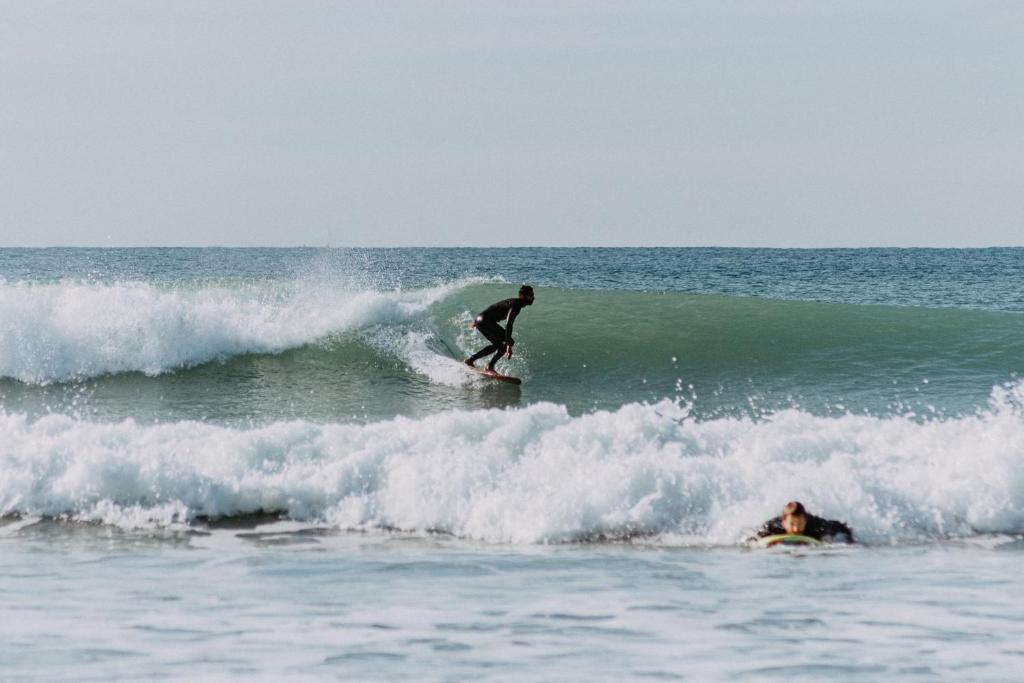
[{"xmin": 1, "ymin": 1, "xmax": 1022, "ymax": 247}]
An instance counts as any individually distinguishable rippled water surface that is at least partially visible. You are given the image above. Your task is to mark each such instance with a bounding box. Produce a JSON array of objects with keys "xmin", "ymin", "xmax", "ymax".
[{"xmin": 3, "ymin": 525, "xmax": 1023, "ymax": 682}]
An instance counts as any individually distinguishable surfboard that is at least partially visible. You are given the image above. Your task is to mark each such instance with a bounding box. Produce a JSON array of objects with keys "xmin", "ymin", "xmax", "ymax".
[
  {"xmin": 471, "ymin": 368, "xmax": 521, "ymax": 385},
  {"xmin": 756, "ymin": 534, "xmax": 822, "ymax": 548}
]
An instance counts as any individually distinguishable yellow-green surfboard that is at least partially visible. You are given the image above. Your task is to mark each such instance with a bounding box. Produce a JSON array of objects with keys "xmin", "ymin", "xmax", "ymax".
[{"xmin": 756, "ymin": 534, "xmax": 823, "ymax": 548}]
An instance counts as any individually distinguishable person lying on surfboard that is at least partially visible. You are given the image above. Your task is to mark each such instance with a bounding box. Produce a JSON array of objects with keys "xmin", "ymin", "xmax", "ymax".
[
  {"xmin": 463, "ymin": 285, "xmax": 534, "ymax": 375},
  {"xmin": 751, "ymin": 501, "xmax": 854, "ymax": 543}
]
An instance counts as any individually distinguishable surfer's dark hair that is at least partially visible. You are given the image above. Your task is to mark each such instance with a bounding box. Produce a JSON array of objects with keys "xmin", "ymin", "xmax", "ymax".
[
  {"xmin": 783, "ymin": 501, "xmax": 806, "ymax": 517},
  {"xmin": 519, "ymin": 285, "xmax": 534, "ymax": 297}
]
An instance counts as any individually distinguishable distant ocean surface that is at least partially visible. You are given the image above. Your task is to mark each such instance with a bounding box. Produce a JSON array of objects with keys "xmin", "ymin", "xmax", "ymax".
[{"xmin": 2, "ymin": 248, "xmax": 1023, "ymax": 681}]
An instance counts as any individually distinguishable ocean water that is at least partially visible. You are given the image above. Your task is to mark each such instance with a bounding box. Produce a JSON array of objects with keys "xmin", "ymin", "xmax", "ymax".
[{"xmin": 2, "ymin": 247, "xmax": 1023, "ymax": 681}]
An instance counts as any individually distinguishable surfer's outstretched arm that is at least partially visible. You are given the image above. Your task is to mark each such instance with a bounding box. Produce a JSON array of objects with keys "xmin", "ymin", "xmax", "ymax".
[
  {"xmin": 504, "ymin": 307, "xmax": 520, "ymax": 346},
  {"xmin": 504, "ymin": 315, "xmax": 515, "ymax": 359},
  {"xmin": 752, "ymin": 516, "xmax": 785, "ymax": 539}
]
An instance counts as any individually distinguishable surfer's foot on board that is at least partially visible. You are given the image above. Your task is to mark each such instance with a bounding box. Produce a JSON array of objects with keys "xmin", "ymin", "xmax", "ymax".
[
  {"xmin": 463, "ymin": 358, "xmax": 475, "ymax": 368},
  {"xmin": 485, "ymin": 365, "xmax": 497, "ymax": 374}
]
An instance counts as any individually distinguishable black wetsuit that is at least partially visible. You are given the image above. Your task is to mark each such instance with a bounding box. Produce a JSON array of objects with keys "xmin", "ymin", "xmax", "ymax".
[
  {"xmin": 468, "ymin": 298, "xmax": 525, "ymax": 368},
  {"xmin": 754, "ymin": 514, "xmax": 854, "ymax": 543}
]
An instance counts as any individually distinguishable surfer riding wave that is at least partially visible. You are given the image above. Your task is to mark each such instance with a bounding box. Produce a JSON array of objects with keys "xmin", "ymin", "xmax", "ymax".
[{"xmin": 464, "ymin": 285, "xmax": 534, "ymax": 374}]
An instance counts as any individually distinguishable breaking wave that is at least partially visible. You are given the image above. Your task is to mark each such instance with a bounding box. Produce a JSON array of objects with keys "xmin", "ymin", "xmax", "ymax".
[
  {"xmin": 4, "ymin": 383, "xmax": 1024, "ymax": 545},
  {"xmin": 0, "ymin": 279, "xmax": 461, "ymax": 384}
]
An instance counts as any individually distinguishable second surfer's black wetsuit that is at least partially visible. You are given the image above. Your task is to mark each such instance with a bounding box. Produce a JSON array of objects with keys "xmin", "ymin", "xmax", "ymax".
[
  {"xmin": 468, "ymin": 298, "xmax": 524, "ymax": 369},
  {"xmin": 754, "ymin": 514, "xmax": 854, "ymax": 543}
]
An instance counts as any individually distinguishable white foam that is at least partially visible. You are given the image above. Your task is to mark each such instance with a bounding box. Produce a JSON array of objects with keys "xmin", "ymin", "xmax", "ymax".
[
  {"xmin": 0, "ymin": 279, "xmax": 457, "ymax": 384},
  {"xmin": 3, "ymin": 386, "xmax": 1024, "ymax": 544}
]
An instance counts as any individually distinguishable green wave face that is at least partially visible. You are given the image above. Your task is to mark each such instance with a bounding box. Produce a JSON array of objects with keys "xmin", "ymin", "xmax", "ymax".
[{"xmin": 437, "ymin": 285, "xmax": 1024, "ymax": 418}]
